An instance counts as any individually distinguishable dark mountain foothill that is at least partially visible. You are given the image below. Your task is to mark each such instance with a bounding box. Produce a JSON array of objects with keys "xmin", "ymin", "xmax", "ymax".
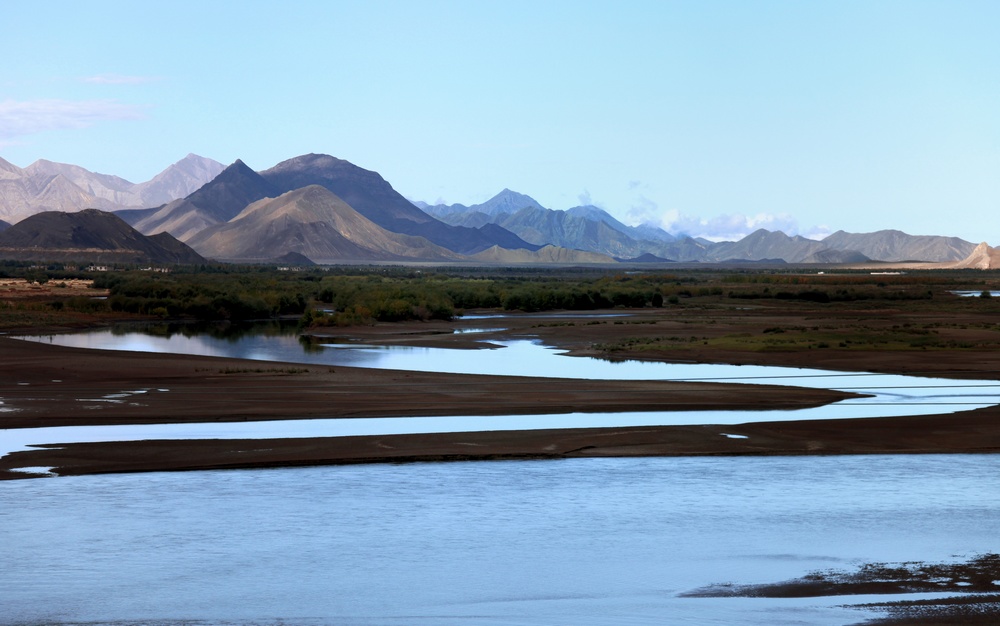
[{"xmin": 0, "ymin": 209, "xmax": 205, "ymax": 264}]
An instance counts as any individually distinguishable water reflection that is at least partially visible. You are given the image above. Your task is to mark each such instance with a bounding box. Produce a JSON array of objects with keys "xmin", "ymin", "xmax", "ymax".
[{"xmin": 6, "ymin": 323, "xmax": 1000, "ymax": 460}]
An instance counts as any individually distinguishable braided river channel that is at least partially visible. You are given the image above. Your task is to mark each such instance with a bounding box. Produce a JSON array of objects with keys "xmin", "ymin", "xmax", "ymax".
[{"xmin": 4, "ymin": 321, "xmax": 1000, "ymax": 625}]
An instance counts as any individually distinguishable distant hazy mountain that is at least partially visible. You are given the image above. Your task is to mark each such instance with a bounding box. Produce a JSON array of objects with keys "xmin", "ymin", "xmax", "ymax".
[
  {"xmin": 0, "ymin": 209, "xmax": 204, "ymax": 264},
  {"xmin": 492, "ymin": 206, "xmax": 650, "ymax": 258},
  {"xmin": 126, "ymin": 160, "xmax": 281, "ymax": 241},
  {"xmin": 0, "ymin": 154, "xmax": 224, "ymax": 223},
  {"xmin": 822, "ymin": 230, "xmax": 976, "ymax": 262},
  {"xmin": 187, "ymin": 185, "xmax": 462, "ymax": 263},
  {"xmin": 424, "ymin": 190, "xmax": 680, "ymax": 259},
  {"xmin": 260, "ymin": 154, "xmax": 529, "ymax": 254},
  {"xmin": 132, "ymin": 154, "xmax": 226, "ymax": 207},
  {"xmin": 422, "ymin": 189, "xmax": 544, "ymax": 223},
  {"xmin": 0, "ymin": 218, "xmax": 9, "ymax": 232},
  {"xmin": 705, "ymin": 229, "xmax": 835, "ymax": 263}
]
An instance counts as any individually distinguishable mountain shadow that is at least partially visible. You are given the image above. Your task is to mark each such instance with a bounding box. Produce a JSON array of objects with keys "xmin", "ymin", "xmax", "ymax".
[
  {"xmin": 187, "ymin": 185, "xmax": 463, "ymax": 263},
  {"xmin": 260, "ymin": 154, "xmax": 532, "ymax": 254},
  {"xmin": 0, "ymin": 209, "xmax": 205, "ymax": 264}
]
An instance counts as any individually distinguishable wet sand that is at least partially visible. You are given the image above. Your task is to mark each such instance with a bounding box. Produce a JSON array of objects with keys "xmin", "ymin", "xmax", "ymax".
[
  {"xmin": 4, "ymin": 303, "xmax": 1000, "ymax": 479},
  {"xmin": 684, "ymin": 554, "xmax": 1000, "ymax": 625},
  {"xmin": 5, "ymin": 303, "xmax": 1000, "ymax": 479}
]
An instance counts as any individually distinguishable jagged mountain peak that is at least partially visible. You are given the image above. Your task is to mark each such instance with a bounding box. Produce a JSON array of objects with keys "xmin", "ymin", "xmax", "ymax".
[
  {"xmin": 0, "ymin": 156, "xmax": 22, "ymax": 177},
  {"xmin": 475, "ymin": 189, "xmax": 545, "ymax": 217},
  {"xmin": 134, "ymin": 154, "xmax": 226, "ymax": 207},
  {"xmin": 188, "ymin": 184, "xmax": 461, "ymax": 263}
]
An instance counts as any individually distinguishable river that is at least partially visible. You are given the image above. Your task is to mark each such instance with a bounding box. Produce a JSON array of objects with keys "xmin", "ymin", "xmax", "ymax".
[
  {"xmin": 3, "ymin": 322, "xmax": 1000, "ymax": 625},
  {"xmin": 4, "ymin": 454, "xmax": 1000, "ymax": 626}
]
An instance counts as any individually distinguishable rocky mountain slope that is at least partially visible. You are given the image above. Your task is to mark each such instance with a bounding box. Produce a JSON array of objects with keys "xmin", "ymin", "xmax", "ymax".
[
  {"xmin": 124, "ymin": 160, "xmax": 281, "ymax": 242},
  {"xmin": 260, "ymin": 155, "xmax": 532, "ymax": 254},
  {"xmin": 822, "ymin": 230, "xmax": 976, "ymax": 262},
  {"xmin": 0, "ymin": 209, "xmax": 204, "ymax": 263},
  {"xmin": 422, "ymin": 191, "xmax": 977, "ymax": 264},
  {"xmin": 948, "ymin": 242, "xmax": 1000, "ymax": 270},
  {"xmin": 0, "ymin": 154, "xmax": 223, "ymax": 223},
  {"xmin": 426, "ymin": 190, "xmax": 685, "ymax": 259},
  {"xmin": 0, "ymin": 152, "xmax": 988, "ymax": 266},
  {"xmin": 187, "ymin": 185, "xmax": 462, "ymax": 263}
]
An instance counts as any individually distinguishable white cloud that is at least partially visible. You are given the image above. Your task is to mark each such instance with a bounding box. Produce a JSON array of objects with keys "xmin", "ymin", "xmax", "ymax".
[
  {"xmin": 658, "ymin": 210, "xmax": 806, "ymax": 242},
  {"xmin": 0, "ymin": 98, "xmax": 147, "ymax": 140},
  {"xmin": 626, "ymin": 195, "xmax": 660, "ymax": 225},
  {"xmin": 81, "ymin": 74, "xmax": 158, "ymax": 85}
]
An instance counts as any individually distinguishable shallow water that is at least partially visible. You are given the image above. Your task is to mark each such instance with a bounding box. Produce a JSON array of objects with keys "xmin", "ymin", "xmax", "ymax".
[
  {"xmin": 5, "ymin": 323, "xmax": 1000, "ymax": 625},
  {"xmin": 3, "ymin": 455, "xmax": 999, "ymax": 626},
  {"xmin": 7, "ymin": 326, "xmax": 1000, "ymax": 460}
]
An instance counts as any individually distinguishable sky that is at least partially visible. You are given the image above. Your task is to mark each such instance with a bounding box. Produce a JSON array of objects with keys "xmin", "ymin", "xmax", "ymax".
[{"xmin": 2, "ymin": 0, "xmax": 999, "ymax": 243}]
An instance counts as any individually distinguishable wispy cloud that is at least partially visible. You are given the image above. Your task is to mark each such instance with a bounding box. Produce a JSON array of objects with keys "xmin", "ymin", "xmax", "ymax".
[
  {"xmin": 657, "ymin": 210, "xmax": 826, "ymax": 242},
  {"xmin": 81, "ymin": 74, "xmax": 158, "ymax": 85},
  {"xmin": 0, "ymin": 98, "xmax": 147, "ymax": 142},
  {"xmin": 626, "ymin": 194, "xmax": 660, "ymax": 225}
]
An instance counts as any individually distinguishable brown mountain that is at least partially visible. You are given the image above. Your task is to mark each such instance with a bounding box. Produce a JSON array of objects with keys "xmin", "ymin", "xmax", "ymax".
[
  {"xmin": 260, "ymin": 154, "xmax": 531, "ymax": 254},
  {"xmin": 186, "ymin": 185, "xmax": 463, "ymax": 263},
  {"xmin": 126, "ymin": 160, "xmax": 281, "ymax": 241},
  {"xmin": 0, "ymin": 209, "xmax": 205, "ymax": 264},
  {"xmin": 948, "ymin": 242, "xmax": 1000, "ymax": 270},
  {"xmin": 705, "ymin": 229, "xmax": 834, "ymax": 263},
  {"xmin": 822, "ymin": 229, "xmax": 975, "ymax": 262}
]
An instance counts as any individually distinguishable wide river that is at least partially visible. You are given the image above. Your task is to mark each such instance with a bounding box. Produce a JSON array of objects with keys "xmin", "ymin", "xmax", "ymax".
[
  {"xmin": 6, "ymin": 322, "xmax": 1000, "ymax": 456},
  {"xmin": 3, "ymin": 321, "xmax": 1000, "ymax": 625}
]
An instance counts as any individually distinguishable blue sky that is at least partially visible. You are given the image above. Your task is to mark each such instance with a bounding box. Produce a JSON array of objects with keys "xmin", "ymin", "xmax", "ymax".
[{"xmin": 3, "ymin": 0, "xmax": 998, "ymax": 243}]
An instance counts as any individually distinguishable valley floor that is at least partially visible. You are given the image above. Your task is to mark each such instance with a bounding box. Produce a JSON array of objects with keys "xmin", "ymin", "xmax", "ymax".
[
  {"xmin": 4, "ymin": 301, "xmax": 1000, "ymax": 479},
  {"xmin": 4, "ymin": 300, "xmax": 1000, "ymax": 624}
]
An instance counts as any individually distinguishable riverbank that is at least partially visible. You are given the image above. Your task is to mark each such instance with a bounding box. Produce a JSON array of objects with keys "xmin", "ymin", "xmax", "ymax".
[
  {"xmin": 4, "ymin": 302, "xmax": 1000, "ymax": 479},
  {"xmin": 5, "ymin": 304, "xmax": 1000, "ymax": 624}
]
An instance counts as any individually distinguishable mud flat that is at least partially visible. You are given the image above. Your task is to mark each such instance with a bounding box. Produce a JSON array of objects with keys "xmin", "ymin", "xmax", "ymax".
[
  {"xmin": 684, "ymin": 554, "xmax": 1000, "ymax": 625},
  {"xmin": 4, "ymin": 302, "xmax": 1000, "ymax": 479}
]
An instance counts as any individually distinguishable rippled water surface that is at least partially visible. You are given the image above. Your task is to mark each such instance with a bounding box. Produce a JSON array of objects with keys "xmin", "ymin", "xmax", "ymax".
[
  {"xmin": 6, "ymin": 322, "xmax": 1000, "ymax": 625},
  {"xmin": 3, "ymin": 455, "xmax": 1000, "ymax": 625}
]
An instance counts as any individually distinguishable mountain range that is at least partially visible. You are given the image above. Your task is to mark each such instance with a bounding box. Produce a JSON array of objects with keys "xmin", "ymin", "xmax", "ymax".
[
  {"xmin": 0, "ymin": 152, "xmax": 991, "ymax": 266},
  {"xmin": 0, "ymin": 154, "xmax": 224, "ymax": 224},
  {"xmin": 423, "ymin": 189, "xmax": 980, "ymax": 264},
  {"xmin": 187, "ymin": 185, "xmax": 463, "ymax": 263}
]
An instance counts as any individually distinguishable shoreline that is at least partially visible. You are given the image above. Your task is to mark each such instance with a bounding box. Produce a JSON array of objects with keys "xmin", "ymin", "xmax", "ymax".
[
  {"xmin": 5, "ymin": 307, "xmax": 1000, "ymax": 624},
  {"xmin": 4, "ymin": 305, "xmax": 1000, "ymax": 479}
]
